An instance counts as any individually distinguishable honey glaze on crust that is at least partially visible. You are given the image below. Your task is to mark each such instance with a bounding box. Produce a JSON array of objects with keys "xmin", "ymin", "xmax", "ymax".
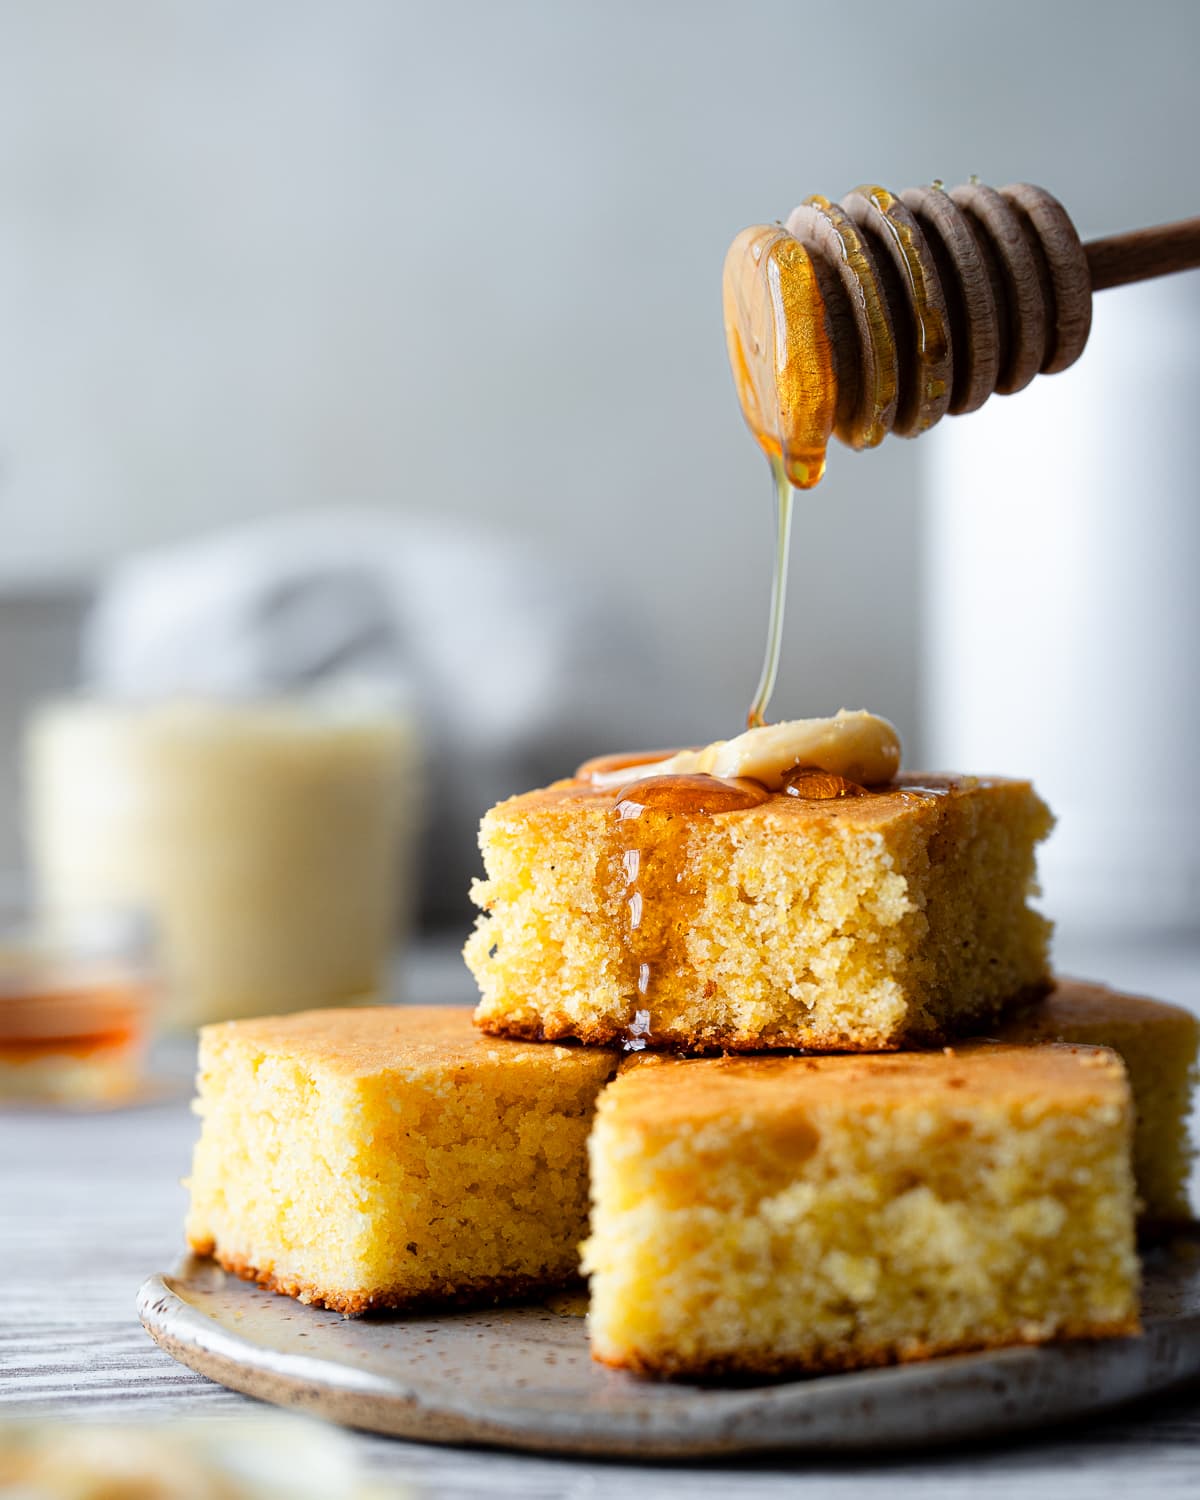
[
  {"xmin": 503, "ymin": 764, "xmax": 977, "ymax": 1053},
  {"xmin": 562, "ymin": 761, "xmax": 973, "ymax": 811},
  {"xmin": 608, "ymin": 774, "xmax": 769, "ymax": 1051},
  {"xmin": 781, "ymin": 766, "xmax": 866, "ymax": 799}
]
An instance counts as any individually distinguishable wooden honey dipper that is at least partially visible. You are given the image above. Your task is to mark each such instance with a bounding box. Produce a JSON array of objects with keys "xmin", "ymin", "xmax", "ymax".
[{"xmin": 723, "ymin": 180, "xmax": 1200, "ymax": 489}]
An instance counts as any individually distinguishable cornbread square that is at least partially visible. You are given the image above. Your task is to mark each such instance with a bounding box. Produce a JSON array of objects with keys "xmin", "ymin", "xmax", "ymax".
[
  {"xmin": 999, "ymin": 979, "xmax": 1199, "ymax": 1224},
  {"xmin": 467, "ymin": 772, "xmax": 1053, "ymax": 1051},
  {"xmin": 186, "ymin": 1006, "xmax": 616, "ymax": 1313},
  {"xmin": 582, "ymin": 1044, "xmax": 1139, "ymax": 1377}
]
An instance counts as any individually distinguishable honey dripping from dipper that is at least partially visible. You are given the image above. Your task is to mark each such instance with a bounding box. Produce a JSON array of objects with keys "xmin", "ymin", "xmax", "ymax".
[{"xmin": 722, "ymin": 179, "xmax": 1117, "ymax": 727}]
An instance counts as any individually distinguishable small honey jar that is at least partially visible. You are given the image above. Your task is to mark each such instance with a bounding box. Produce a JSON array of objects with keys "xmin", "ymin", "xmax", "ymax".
[{"xmin": 0, "ymin": 905, "xmax": 156, "ymax": 1106}]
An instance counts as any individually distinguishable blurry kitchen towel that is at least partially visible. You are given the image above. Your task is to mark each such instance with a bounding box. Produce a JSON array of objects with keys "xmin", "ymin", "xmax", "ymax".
[{"xmin": 85, "ymin": 509, "xmax": 668, "ymax": 923}]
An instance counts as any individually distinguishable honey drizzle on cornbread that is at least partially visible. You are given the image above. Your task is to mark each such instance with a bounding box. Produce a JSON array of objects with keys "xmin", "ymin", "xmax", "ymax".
[
  {"xmin": 575, "ymin": 741, "xmax": 923, "ymax": 1046},
  {"xmin": 599, "ymin": 768, "xmax": 928, "ymax": 1048},
  {"xmin": 609, "ymin": 775, "xmax": 768, "ymax": 1048}
]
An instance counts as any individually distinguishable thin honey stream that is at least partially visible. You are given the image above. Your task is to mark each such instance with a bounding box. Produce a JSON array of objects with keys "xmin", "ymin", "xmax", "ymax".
[
  {"xmin": 721, "ymin": 223, "xmax": 832, "ymax": 728},
  {"xmin": 746, "ymin": 454, "xmax": 793, "ymax": 729}
]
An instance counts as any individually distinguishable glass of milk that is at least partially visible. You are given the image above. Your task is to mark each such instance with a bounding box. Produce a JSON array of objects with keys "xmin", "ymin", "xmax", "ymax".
[{"xmin": 23, "ymin": 695, "xmax": 420, "ymax": 1027}]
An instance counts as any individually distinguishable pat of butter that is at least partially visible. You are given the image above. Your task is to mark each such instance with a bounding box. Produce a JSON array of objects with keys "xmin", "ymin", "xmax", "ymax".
[{"xmin": 589, "ymin": 710, "xmax": 900, "ymax": 792}]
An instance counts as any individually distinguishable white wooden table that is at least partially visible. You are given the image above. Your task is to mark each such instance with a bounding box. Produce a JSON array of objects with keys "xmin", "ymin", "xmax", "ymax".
[{"xmin": 5, "ymin": 936, "xmax": 1200, "ymax": 1499}]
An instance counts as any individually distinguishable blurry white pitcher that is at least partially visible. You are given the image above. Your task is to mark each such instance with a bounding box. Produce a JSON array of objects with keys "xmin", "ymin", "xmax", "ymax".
[{"xmin": 922, "ymin": 272, "xmax": 1200, "ymax": 936}]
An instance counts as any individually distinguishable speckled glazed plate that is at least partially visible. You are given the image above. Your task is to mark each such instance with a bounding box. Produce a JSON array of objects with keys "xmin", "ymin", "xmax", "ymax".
[{"xmin": 139, "ymin": 1247, "xmax": 1200, "ymax": 1458}]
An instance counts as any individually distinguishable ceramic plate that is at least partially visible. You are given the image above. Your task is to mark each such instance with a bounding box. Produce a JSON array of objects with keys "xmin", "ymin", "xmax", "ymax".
[{"xmin": 139, "ymin": 1245, "xmax": 1200, "ymax": 1458}]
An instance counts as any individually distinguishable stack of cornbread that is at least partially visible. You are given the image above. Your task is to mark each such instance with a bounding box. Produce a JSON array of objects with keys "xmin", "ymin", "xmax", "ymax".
[{"xmin": 187, "ymin": 713, "xmax": 1198, "ymax": 1379}]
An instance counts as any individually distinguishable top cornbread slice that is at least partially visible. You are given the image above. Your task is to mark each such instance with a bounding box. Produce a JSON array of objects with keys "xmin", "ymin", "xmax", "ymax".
[
  {"xmin": 999, "ymin": 978, "xmax": 1199, "ymax": 1224},
  {"xmin": 467, "ymin": 771, "xmax": 1053, "ymax": 1051},
  {"xmin": 186, "ymin": 1006, "xmax": 617, "ymax": 1313},
  {"xmin": 583, "ymin": 1043, "xmax": 1139, "ymax": 1377}
]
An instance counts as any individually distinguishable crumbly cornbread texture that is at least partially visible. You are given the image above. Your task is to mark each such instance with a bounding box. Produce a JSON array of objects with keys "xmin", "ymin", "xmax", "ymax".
[
  {"xmin": 582, "ymin": 1043, "xmax": 1139, "ymax": 1377},
  {"xmin": 999, "ymin": 979, "xmax": 1199, "ymax": 1224},
  {"xmin": 186, "ymin": 1007, "xmax": 617, "ymax": 1313},
  {"xmin": 467, "ymin": 772, "xmax": 1053, "ymax": 1051}
]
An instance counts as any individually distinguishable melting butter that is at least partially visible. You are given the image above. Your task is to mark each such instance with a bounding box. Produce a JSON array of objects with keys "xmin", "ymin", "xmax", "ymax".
[{"xmin": 587, "ymin": 709, "xmax": 901, "ymax": 792}]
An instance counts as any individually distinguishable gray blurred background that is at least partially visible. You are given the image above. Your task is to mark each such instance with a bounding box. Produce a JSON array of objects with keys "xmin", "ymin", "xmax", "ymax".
[{"xmin": 2, "ymin": 0, "xmax": 1199, "ymax": 935}]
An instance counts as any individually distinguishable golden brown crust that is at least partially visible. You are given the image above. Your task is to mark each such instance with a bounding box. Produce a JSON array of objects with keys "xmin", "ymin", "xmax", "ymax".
[
  {"xmin": 591, "ymin": 1315, "xmax": 1142, "ymax": 1379},
  {"xmin": 1000, "ymin": 977, "xmax": 1200, "ymax": 1039},
  {"xmin": 593, "ymin": 1042, "xmax": 1129, "ymax": 1142},
  {"xmin": 201, "ymin": 1005, "xmax": 618, "ymax": 1081},
  {"xmin": 475, "ymin": 981, "xmax": 1052, "ymax": 1055},
  {"xmin": 197, "ymin": 1244, "xmax": 578, "ymax": 1317}
]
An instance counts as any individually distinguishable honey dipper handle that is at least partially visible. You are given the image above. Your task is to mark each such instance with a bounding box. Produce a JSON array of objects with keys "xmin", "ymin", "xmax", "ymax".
[{"xmin": 1085, "ymin": 216, "xmax": 1200, "ymax": 292}]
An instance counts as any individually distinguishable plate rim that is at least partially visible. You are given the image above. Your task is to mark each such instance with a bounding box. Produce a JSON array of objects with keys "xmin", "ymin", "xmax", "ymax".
[{"xmin": 136, "ymin": 1256, "xmax": 1200, "ymax": 1459}]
